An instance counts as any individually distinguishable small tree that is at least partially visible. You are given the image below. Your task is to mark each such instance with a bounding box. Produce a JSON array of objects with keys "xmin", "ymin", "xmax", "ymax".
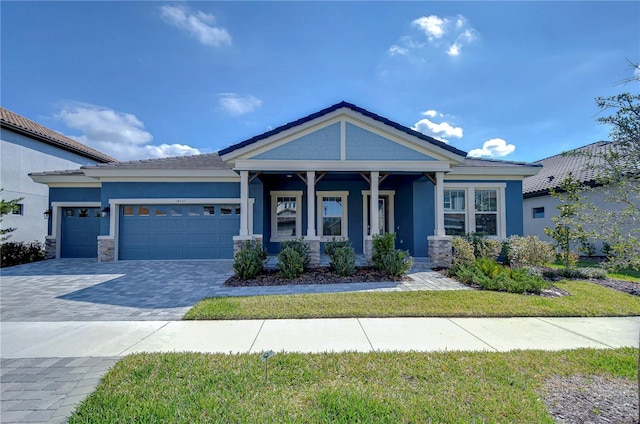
[
  {"xmin": 0, "ymin": 190, "xmax": 23, "ymax": 243},
  {"xmin": 544, "ymin": 173, "xmax": 588, "ymax": 270},
  {"xmin": 573, "ymin": 63, "xmax": 639, "ymax": 270}
]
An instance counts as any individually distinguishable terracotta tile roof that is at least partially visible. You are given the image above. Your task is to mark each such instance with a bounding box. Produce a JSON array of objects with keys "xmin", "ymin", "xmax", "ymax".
[
  {"xmin": 81, "ymin": 152, "xmax": 230, "ymax": 170},
  {"xmin": 1, "ymin": 107, "xmax": 118, "ymax": 163},
  {"xmin": 523, "ymin": 141, "xmax": 611, "ymax": 197}
]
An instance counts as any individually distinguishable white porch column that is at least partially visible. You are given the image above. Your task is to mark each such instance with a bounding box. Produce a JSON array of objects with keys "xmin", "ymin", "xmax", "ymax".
[
  {"xmin": 370, "ymin": 171, "xmax": 380, "ymax": 236},
  {"xmin": 240, "ymin": 170, "xmax": 249, "ymax": 236},
  {"xmin": 306, "ymin": 171, "xmax": 316, "ymax": 237},
  {"xmin": 435, "ymin": 171, "xmax": 445, "ymax": 236}
]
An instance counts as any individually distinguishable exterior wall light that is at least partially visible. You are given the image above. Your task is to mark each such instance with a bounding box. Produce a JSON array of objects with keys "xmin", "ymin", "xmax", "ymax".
[
  {"xmin": 43, "ymin": 209, "xmax": 52, "ymax": 220},
  {"xmin": 101, "ymin": 206, "xmax": 110, "ymax": 218}
]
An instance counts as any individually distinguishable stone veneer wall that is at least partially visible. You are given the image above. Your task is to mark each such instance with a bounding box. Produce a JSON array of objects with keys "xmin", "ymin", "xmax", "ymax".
[
  {"xmin": 304, "ymin": 237, "xmax": 320, "ymax": 267},
  {"xmin": 427, "ymin": 236, "xmax": 452, "ymax": 268},
  {"xmin": 364, "ymin": 237, "xmax": 374, "ymax": 264},
  {"xmin": 44, "ymin": 236, "xmax": 56, "ymax": 260},
  {"xmin": 233, "ymin": 235, "xmax": 264, "ymax": 257},
  {"xmin": 98, "ymin": 237, "xmax": 115, "ymax": 262}
]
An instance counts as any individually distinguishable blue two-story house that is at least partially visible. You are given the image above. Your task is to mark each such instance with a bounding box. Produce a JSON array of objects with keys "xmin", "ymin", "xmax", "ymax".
[{"xmin": 30, "ymin": 102, "xmax": 541, "ymax": 266}]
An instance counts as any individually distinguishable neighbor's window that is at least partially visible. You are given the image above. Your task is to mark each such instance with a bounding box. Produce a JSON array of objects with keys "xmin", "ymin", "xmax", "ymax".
[
  {"xmin": 474, "ymin": 189, "xmax": 498, "ymax": 236},
  {"xmin": 317, "ymin": 191, "xmax": 348, "ymax": 239},
  {"xmin": 11, "ymin": 204, "xmax": 23, "ymax": 215},
  {"xmin": 271, "ymin": 191, "xmax": 303, "ymax": 241},
  {"xmin": 532, "ymin": 207, "xmax": 545, "ymax": 219},
  {"xmin": 444, "ymin": 189, "xmax": 466, "ymax": 236}
]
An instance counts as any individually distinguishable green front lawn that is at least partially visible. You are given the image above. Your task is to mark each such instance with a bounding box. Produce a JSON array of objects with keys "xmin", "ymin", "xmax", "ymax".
[
  {"xmin": 184, "ymin": 281, "xmax": 640, "ymax": 320},
  {"xmin": 68, "ymin": 348, "xmax": 636, "ymax": 423}
]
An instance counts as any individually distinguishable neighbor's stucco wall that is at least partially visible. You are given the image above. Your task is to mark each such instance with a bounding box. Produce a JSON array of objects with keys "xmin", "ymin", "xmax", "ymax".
[
  {"xmin": 1, "ymin": 129, "xmax": 100, "ymax": 243},
  {"xmin": 523, "ymin": 185, "xmax": 632, "ymax": 253}
]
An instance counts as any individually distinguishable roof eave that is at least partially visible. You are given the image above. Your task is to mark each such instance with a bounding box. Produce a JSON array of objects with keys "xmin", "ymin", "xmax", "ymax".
[{"xmin": 1, "ymin": 122, "xmax": 117, "ymax": 163}]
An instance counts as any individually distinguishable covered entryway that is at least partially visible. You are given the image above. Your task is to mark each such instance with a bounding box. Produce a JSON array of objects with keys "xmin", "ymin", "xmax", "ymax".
[
  {"xmin": 118, "ymin": 204, "xmax": 240, "ymax": 260},
  {"xmin": 60, "ymin": 207, "xmax": 101, "ymax": 258}
]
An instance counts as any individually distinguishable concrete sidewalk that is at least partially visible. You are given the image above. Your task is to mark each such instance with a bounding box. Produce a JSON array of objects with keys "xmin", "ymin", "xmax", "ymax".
[
  {"xmin": 2, "ymin": 317, "xmax": 638, "ymax": 423},
  {"xmin": 3, "ymin": 316, "xmax": 638, "ymax": 357}
]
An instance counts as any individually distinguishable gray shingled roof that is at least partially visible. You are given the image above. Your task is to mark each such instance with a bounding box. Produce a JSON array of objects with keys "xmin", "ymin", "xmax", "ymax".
[
  {"xmin": 523, "ymin": 141, "xmax": 610, "ymax": 196},
  {"xmin": 1, "ymin": 107, "xmax": 118, "ymax": 163},
  {"xmin": 461, "ymin": 157, "xmax": 542, "ymax": 168},
  {"xmin": 80, "ymin": 152, "xmax": 230, "ymax": 170}
]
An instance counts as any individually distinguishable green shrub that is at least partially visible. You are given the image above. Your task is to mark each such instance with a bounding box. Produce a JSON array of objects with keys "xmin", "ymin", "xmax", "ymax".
[
  {"xmin": 543, "ymin": 267, "xmax": 608, "ymax": 280},
  {"xmin": 506, "ymin": 235, "xmax": 555, "ymax": 268},
  {"xmin": 324, "ymin": 237, "xmax": 350, "ymax": 260},
  {"xmin": 451, "ymin": 237, "xmax": 475, "ymax": 269},
  {"xmin": 280, "ymin": 239, "xmax": 311, "ymax": 270},
  {"xmin": 232, "ymin": 240, "xmax": 267, "ymax": 280},
  {"xmin": 450, "ymin": 257, "xmax": 550, "ymax": 294},
  {"xmin": 379, "ymin": 250, "xmax": 413, "ymax": 280},
  {"xmin": 1, "ymin": 241, "xmax": 45, "ymax": 268},
  {"xmin": 463, "ymin": 233, "xmax": 502, "ymax": 260},
  {"xmin": 277, "ymin": 247, "xmax": 305, "ymax": 279},
  {"xmin": 372, "ymin": 233, "xmax": 395, "ymax": 270},
  {"xmin": 330, "ymin": 245, "xmax": 356, "ymax": 277}
]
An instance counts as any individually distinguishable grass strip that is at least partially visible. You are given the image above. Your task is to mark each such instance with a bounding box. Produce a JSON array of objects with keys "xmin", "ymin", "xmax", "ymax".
[
  {"xmin": 184, "ymin": 281, "xmax": 640, "ymax": 320},
  {"xmin": 69, "ymin": 348, "xmax": 636, "ymax": 424}
]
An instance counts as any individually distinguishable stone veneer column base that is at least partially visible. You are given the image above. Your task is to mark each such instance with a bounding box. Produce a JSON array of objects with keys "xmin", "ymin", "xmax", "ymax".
[
  {"xmin": 44, "ymin": 236, "xmax": 57, "ymax": 260},
  {"xmin": 304, "ymin": 237, "xmax": 321, "ymax": 267},
  {"xmin": 98, "ymin": 237, "xmax": 115, "ymax": 262},
  {"xmin": 428, "ymin": 235, "xmax": 452, "ymax": 268},
  {"xmin": 364, "ymin": 237, "xmax": 374, "ymax": 264},
  {"xmin": 233, "ymin": 235, "xmax": 263, "ymax": 257}
]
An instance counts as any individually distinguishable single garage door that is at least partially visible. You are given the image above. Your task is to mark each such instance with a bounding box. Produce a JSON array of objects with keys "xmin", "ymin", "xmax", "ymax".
[
  {"xmin": 118, "ymin": 204, "xmax": 240, "ymax": 260},
  {"xmin": 61, "ymin": 207, "xmax": 101, "ymax": 258}
]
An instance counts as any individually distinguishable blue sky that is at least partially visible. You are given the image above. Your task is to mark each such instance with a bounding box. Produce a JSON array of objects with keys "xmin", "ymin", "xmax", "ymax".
[{"xmin": 2, "ymin": 1, "xmax": 639, "ymax": 162}]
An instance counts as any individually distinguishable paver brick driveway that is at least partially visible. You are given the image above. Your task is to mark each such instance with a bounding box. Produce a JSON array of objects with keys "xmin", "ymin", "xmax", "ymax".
[{"xmin": 1, "ymin": 259, "xmax": 234, "ymax": 321}]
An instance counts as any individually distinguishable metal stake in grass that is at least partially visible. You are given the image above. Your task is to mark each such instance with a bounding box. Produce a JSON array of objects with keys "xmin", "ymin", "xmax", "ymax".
[{"xmin": 260, "ymin": 350, "xmax": 275, "ymax": 382}]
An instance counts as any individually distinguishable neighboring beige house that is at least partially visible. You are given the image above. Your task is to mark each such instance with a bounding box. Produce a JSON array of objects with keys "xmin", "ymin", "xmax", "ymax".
[
  {"xmin": 0, "ymin": 107, "xmax": 117, "ymax": 244},
  {"xmin": 522, "ymin": 141, "xmax": 627, "ymax": 254}
]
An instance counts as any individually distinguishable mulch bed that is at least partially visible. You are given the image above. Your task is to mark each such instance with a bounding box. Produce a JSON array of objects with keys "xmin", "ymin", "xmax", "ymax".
[
  {"xmin": 543, "ymin": 374, "xmax": 638, "ymax": 424},
  {"xmin": 224, "ymin": 267, "xmax": 407, "ymax": 287}
]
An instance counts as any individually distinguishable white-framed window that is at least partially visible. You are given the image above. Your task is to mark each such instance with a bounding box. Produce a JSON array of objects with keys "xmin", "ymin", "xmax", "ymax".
[
  {"xmin": 443, "ymin": 189, "xmax": 466, "ymax": 236},
  {"xmin": 270, "ymin": 191, "xmax": 303, "ymax": 241},
  {"xmin": 443, "ymin": 184, "xmax": 506, "ymax": 237},
  {"xmin": 317, "ymin": 191, "xmax": 348, "ymax": 239}
]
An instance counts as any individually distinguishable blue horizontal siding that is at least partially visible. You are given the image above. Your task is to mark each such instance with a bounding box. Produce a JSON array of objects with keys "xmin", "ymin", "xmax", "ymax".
[
  {"xmin": 345, "ymin": 123, "xmax": 437, "ymax": 161},
  {"xmin": 253, "ymin": 123, "xmax": 341, "ymax": 160}
]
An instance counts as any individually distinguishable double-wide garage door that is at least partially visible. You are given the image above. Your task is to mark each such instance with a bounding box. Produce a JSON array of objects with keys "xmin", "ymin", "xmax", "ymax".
[{"xmin": 118, "ymin": 204, "xmax": 240, "ymax": 260}]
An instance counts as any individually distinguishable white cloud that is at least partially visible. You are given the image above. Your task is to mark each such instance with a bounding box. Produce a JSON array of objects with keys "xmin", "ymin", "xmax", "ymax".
[
  {"xmin": 634, "ymin": 64, "xmax": 640, "ymax": 77},
  {"xmin": 160, "ymin": 5, "xmax": 231, "ymax": 47},
  {"xmin": 56, "ymin": 104, "xmax": 200, "ymax": 161},
  {"xmin": 218, "ymin": 93, "xmax": 262, "ymax": 116},
  {"xmin": 390, "ymin": 14, "xmax": 477, "ymax": 58},
  {"xmin": 412, "ymin": 15, "xmax": 446, "ymax": 40},
  {"xmin": 387, "ymin": 45, "xmax": 409, "ymax": 56},
  {"xmin": 412, "ymin": 117, "xmax": 463, "ymax": 141},
  {"xmin": 468, "ymin": 138, "xmax": 516, "ymax": 158},
  {"xmin": 421, "ymin": 109, "xmax": 439, "ymax": 118}
]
